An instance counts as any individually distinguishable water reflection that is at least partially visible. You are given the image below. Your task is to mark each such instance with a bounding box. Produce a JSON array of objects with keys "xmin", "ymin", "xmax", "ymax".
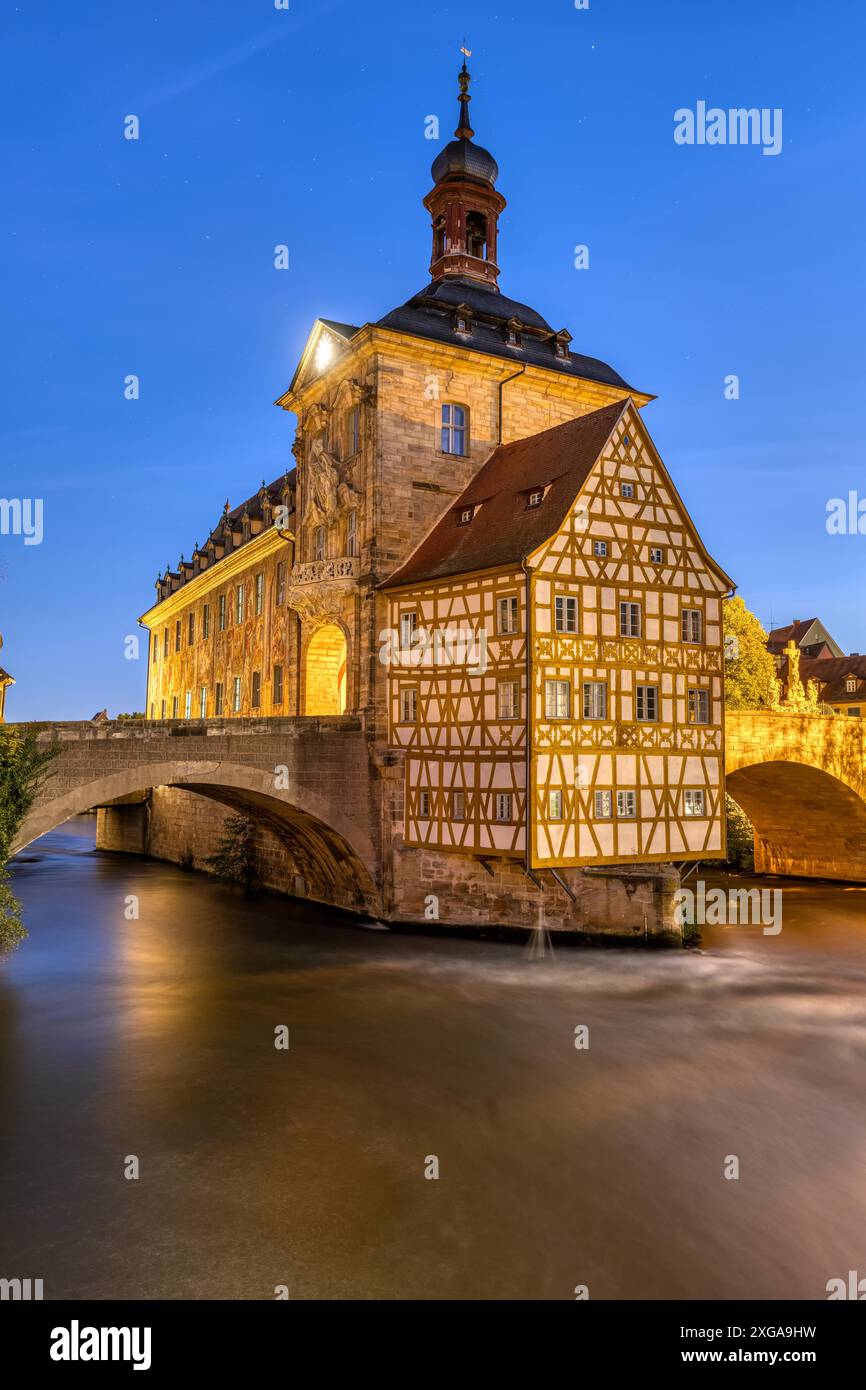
[{"xmin": 1, "ymin": 819, "xmax": 865, "ymax": 1300}]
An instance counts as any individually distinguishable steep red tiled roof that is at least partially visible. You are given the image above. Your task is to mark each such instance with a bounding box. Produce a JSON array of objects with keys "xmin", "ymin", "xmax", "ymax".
[{"xmin": 380, "ymin": 400, "xmax": 629, "ymax": 589}]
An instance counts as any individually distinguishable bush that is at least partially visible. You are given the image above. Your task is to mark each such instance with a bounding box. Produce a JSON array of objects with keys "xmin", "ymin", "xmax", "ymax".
[
  {"xmin": 0, "ymin": 725, "xmax": 59, "ymax": 955},
  {"xmin": 725, "ymin": 794, "xmax": 755, "ymax": 870}
]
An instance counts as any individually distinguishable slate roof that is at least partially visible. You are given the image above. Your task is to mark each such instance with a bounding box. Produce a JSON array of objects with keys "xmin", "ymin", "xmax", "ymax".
[
  {"xmin": 377, "ymin": 277, "xmax": 640, "ymax": 390},
  {"xmin": 380, "ymin": 400, "xmax": 629, "ymax": 589}
]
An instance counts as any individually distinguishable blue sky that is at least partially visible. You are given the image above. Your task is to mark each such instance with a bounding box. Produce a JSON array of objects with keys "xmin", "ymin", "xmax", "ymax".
[{"xmin": 2, "ymin": 0, "xmax": 864, "ymax": 719}]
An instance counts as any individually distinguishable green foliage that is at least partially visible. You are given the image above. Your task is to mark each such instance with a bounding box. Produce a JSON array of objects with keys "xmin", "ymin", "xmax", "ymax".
[
  {"xmin": 116, "ymin": 712, "xmax": 145, "ymax": 721},
  {"xmin": 725, "ymin": 794, "xmax": 755, "ymax": 870},
  {"xmin": 0, "ymin": 869, "xmax": 26, "ymax": 954},
  {"xmin": 0, "ymin": 724, "xmax": 59, "ymax": 955},
  {"xmin": 723, "ymin": 596, "xmax": 778, "ymax": 710},
  {"xmin": 205, "ymin": 812, "xmax": 257, "ymax": 889}
]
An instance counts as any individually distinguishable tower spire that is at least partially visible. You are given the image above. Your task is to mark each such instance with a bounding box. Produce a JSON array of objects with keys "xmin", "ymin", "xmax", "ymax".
[{"xmin": 456, "ymin": 56, "xmax": 474, "ymax": 140}]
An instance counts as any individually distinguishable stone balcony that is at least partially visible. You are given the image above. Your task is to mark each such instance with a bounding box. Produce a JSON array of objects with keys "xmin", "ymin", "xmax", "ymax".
[
  {"xmin": 290, "ymin": 556, "xmax": 358, "ymax": 585},
  {"xmin": 286, "ymin": 556, "xmax": 359, "ymax": 623}
]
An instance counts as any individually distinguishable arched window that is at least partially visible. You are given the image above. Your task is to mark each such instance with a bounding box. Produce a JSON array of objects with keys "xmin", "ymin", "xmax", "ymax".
[
  {"xmin": 466, "ymin": 212, "xmax": 487, "ymax": 259},
  {"xmin": 314, "ymin": 525, "xmax": 326, "ymax": 562},
  {"xmin": 346, "ymin": 508, "xmax": 358, "ymax": 558}
]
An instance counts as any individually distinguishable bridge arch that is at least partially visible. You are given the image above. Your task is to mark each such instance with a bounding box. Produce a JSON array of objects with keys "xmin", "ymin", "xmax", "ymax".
[
  {"xmin": 726, "ymin": 711, "xmax": 866, "ymax": 882},
  {"xmin": 11, "ymin": 721, "xmax": 381, "ymax": 915}
]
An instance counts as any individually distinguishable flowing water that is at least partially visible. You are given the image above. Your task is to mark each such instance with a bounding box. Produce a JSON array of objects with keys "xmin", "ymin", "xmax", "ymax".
[{"xmin": 1, "ymin": 817, "xmax": 865, "ymax": 1300}]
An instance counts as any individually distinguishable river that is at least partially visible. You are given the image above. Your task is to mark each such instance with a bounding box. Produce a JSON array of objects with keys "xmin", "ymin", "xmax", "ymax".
[{"xmin": 1, "ymin": 817, "xmax": 864, "ymax": 1300}]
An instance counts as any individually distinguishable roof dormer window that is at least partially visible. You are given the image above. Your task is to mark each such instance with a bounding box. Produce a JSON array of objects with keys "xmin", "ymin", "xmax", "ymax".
[
  {"xmin": 553, "ymin": 329, "xmax": 572, "ymax": 361},
  {"xmin": 847, "ymin": 676, "xmax": 858, "ymax": 693},
  {"xmin": 506, "ymin": 318, "xmax": 522, "ymax": 347},
  {"xmin": 454, "ymin": 304, "xmax": 472, "ymax": 335},
  {"xmin": 527, "ymin": 488, "xmax": 544, "ymax": 509},
  {"xmin": 458, "ymin": 506, "xmax": 475, "ymax": 525}
]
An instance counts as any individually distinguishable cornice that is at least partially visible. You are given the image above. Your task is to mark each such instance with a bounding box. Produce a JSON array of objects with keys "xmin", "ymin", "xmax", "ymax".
[{"xmin": 139, "ymin": 527, "xmax": 294, "ymax": 627}]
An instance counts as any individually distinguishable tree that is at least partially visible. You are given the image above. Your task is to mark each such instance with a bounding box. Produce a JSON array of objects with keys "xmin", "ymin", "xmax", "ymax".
[
  {"xmin": 723, "ymin": 596, "xmax": 778, "ymax": 710},
  {"xmin": 0, "ymin": 725, "xmax": 59, "ymax": 954},
  {"xmin": 205, "ymin": 812, "xmax": 258, "ymax": 890}
]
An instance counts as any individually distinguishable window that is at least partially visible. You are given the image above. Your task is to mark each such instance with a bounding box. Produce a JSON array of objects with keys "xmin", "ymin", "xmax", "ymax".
[
  {"xmin": 160, "ymin": 698, "xmax": 166, "ymax": 719},
  {"xmin": 497, "ymin": 595, "xmax": 519, "ymax": 635},
  {"xmin": 346, "ymin": 509, "xmax": 358, "ymax": 557},
  {"xmin": 163, "ymin": 630, "xmax": 169, "ymax": 658},
  {"xmin": 620, "ymin": 482, "xmax": 634, "ymax": 499},
  {"xmin": 681, "ymin": 608, "xmax": 703, "ymax": 644},
  {"xmin": 276, "ymin": 561, "xmax": 286, "ymax": 605},
  {"xmin": 545, "ymin": 680, "xmax": 571, "ymax": 719},
  {"xmin": 175, "ymin": 620, "xmax": 181, "ymax": 652},
  {"xmin": 172, "ymin": 694, "xmax": 178, "ymax": 718},
  {"xmin": 232, "ymin": 676, "xmax": 241, "ymax": 712},
  {"xmin": 188, "ymin": 612, "xmax": 195, "ymax": 644},
  {"xmin": 555, "ymin": 595, "xmax": 578, "ymax": 633},
  {"xmin": 593, "ymin": 540, "xmax": 608, "ymax": 558},
  {"xmin": 555, "ymin": 339, "xmax": 568, "ymax": 360},
  {"xmin": 441, "ymin": 403, "xmax": 467, "ymax": 456},
  {"xmin": 199, "ymin": 687, "xmax": 207, "ymax": 719},
  {"xmin": 495, "ymin": 792, "xmax": 513, "ymax": 823},
  {"xmin": 636, "ymin": 685, "xmax": 658, "ymax": 722},
  {"xmin": 152, "ymin": 639, "xmax": 158, "ymax": 665},
  {"xmin": 399, "ymin": 686, "xmax": 418, "ymax": 723},
  {"xmin": 583, "ymin": 682, "xmax": 607, "ymax": 720},
  {"xmin": 498, "ymin": 680, "xmax": 520, "ymax": 719},
  {"xmin": 347, "ymin": 405, "xmax": 360, "ymax": 456},
  {"xmin": 254, "ymin": 573, "xmax": 264, "ymax": 616},
  {"xmin": 846, "ymin": 676, "xmax": 858, "ymax": 693},
  {"xmin": 594, "ymin": 790, "xmax": 613, "ymax": 820},
  {"xmin": 649, "ymin": 546, "xmax": 664, "ymax": 564},
  {"xmin": 548, "ymin": 790, "xmax": 563, "ymax": 820},
  {"xmin": 848, "ymin": 707, "xmax": 862, "ymax": 717},
  {"xmin": 273, "ymin": 664, "xmax": 283, "ymax": 705},
  {"xmin": 215, "ymin": 682, "xmax": 224, "ymax": 716},
  {"xmin": 149, "ymin": 702, "xmax": 154, "ymax": 718},
  {"xmin": 236, "ymin": 585, "xmax": 245, "ymax": 624},
  {"xmin": 616, "ymin": 790, "xmax": 636, "ymax": 819},
  {"xmin": 419, "ymin": 790, "xmax": 431, "ymax": 818},
  {"xmin": 688, "ymin": 688, "xmax": 710, "ymax": 724},
  {"xmin": 202, "ymin": 604, "xmax": 211, "ymax": 639},
  {"xmin": 619, "ymin": 602, "xmax": 641, "ymax": 637},
  {"xmin": 399, "ymin": 611, "xmax": 418, "ymax": 649},
  {"xmin": 527, "ymin": 488, "xmax": 544, "ymax": 508},
  {"xmin": 684, "ymin": 790, "xmax": 705, "ymax": 817},
  {"xmin": 314, "ymin": 525, "xmax": 326, "ymax": 562},
  {"xmin": 458, "ymin": 506, "xmax": 474, "ymax": 525},
  {"xmin": 452, "ymin": 790, "xmax": 465, "ymax": 821},
  {"xmin": 251, "ymin": 671, "xmax": 261, "ymax": 708},
  {"xmin": 218, "ymin": 594, "xmax": 227, "ymax": 631}
]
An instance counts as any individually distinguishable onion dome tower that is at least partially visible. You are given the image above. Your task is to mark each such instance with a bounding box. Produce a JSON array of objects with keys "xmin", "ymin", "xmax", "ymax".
[{"xmin": 423, "ymin": 60, "xmax": 506, "ymax": 289}]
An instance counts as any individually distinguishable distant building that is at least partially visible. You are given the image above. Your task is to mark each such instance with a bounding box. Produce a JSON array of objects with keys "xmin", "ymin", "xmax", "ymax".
[
  {"xmin": 781, "ymin": 654, "xmax": 866, "ymax": 718},
  {"xmin": 767, "ymin": 617, "xmax": 843, "ymax": 669}
]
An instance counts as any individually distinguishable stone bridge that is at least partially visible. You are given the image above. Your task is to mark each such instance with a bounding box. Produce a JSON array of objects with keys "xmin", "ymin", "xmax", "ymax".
[
  {"xmin": 726, "ymin": 710, "xmax": 866, "ymax": 881},
  {"xmin": 10, "ymin": 716, "xmax": 384, "ymax": 915}
]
